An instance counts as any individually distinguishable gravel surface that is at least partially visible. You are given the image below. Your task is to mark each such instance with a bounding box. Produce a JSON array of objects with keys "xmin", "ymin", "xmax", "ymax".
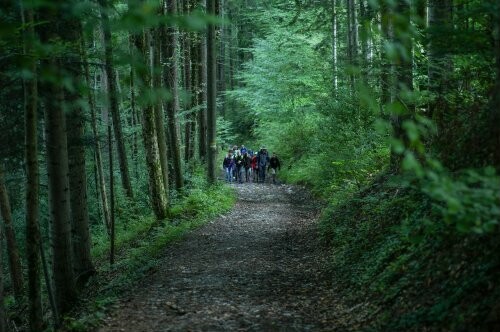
[{"xmin": 98, "ymin": 183, "xmax": 344, "ymax": 331}]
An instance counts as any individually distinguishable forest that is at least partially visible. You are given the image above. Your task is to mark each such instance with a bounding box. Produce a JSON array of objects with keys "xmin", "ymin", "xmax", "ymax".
[{"xmin": 0, "ymin": 0, "xmax": 499, "ymax": 331}]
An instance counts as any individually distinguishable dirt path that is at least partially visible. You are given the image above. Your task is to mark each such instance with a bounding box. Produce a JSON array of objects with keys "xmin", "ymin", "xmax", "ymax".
[{"xmin": 98, "ymin": 183, "xmax": 342, "ymax": 331}]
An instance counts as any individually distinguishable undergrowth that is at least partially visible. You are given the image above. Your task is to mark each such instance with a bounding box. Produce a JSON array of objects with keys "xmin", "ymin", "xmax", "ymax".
[
  {"xmin": 61, "ymin": 176, "xmax": 236, "ymax": 331},
  {"xmin": 319, "ymin": 173, "xmax": 500, "ymax": 331}
]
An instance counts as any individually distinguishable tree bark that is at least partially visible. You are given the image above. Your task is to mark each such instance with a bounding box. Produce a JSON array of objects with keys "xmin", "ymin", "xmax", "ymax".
[
  {"xmin": 24, "ymin": 5, "xmax": 43, "ymax": 330},
  {"xmin": 207, "ymin": 0, "xmax": 218, "ymax": 182},
  {"xmin": 99, "ymin": 0, "xmax": 134, "ymax": 199},
  {"xmin": 0, "ymin": 166, "xmax": 24, "ymax": 300},
  {"xmin": 163, "ymin": 0, "xmax": 184, "ymax": 190}
]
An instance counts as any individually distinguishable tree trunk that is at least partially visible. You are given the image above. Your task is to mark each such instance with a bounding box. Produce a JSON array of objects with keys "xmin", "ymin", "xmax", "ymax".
[
  {"xmin": 0, "ymin": 166, "xmax": 24, "ymax": 300},
  {"xmin": 428, "ymin": 0, "xmax": 453, "ymax": 120},
  {"xmin": 217, "ymin": 0, "xmax": 226, "ymax": 117},
  {"xmin": 0, "ymin": 225, "xmax": 5, "ymax": 332},
  {"xmin": 207, "ymin": 0, "xmax": 218, "ymax": 182},
  {"xmin": 83, "ymin": 39, "xmax": 111, "ymax": 233},
  {"xmin": 380, "ymin": 0, "xmax": 391, "ymax": 112},
  {"xmin": 346, "ymin": 0, "xmax": 358, "ymax": 92},
  {"xmin": 198, "ymin": 0, "xmax": 208, "ymax": 161},
  {"xmin": 163, "ymin": 0, "xmax": 184, "ymax": 190},
  {"xmin": 39, "ymin": 3, "xmax": 78, "ymax": 315},
  {"xmin": 359, "ymin": 0, "xmax": 368, "ymax": 83},
  {"xmin": 67, "ymin": 29, "xmax": 95, "ymax": 284},
  {"xmin": 130, "ymin": 12, "xmax": 169, "ymax": 219},
  {"xmin": 99, "ymin": 0, "xmax": 134, "ymax": 199},
  {"xmin": 153, "ymin": 28, "xmax": 170, "ymax": 199},
  {"xmin": 391, "ymin": 0, "xmax": 413, "ymax": 172},
  {"xmin": 330, "ymin": 0, "xmax": 338, "ymax": 93},
  {"xmin": 24, "ymin": 6, "xmax": 43, "ymax": 330},
  {"xmin": 183, "ymin": 0, "xmax": 195, "ymax": 163},
  {"xmin": 493, "ymin": 0, "xmax": 500, "ymax": 169}
]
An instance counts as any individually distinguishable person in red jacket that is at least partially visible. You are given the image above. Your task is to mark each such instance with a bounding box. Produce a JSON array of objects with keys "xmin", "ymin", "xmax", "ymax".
[{"xmin": 251, "ymin": 153, "xmax": 258, "ymax": 183}]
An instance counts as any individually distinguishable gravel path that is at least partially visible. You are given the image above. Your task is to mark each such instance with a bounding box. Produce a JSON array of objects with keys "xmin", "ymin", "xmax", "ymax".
[{"xmin": 98, "ymin": 183, "xmax": 342, "ymax": 331}]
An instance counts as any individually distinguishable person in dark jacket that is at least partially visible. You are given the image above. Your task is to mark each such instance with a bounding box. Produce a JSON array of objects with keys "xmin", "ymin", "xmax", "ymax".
[
  {"xmin": 257, "ymin": 148, "xmax": 270, "ymax": 183},
  {"xmin": 268, "ymin": 152, "xmax": 281, "ymax": 184},
  {"xmin": 243, "ymin": 152, "xmax": 252, "ymax": 182},
  {"xmin": 223, "ymin": 151, "xmax": 234, "ymax": 182}
]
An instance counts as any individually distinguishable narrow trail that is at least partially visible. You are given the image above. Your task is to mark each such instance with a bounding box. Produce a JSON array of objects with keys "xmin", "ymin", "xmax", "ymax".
[{"xmin": 98, "ymin": 183, "xmax": 345, "ymax": 331}]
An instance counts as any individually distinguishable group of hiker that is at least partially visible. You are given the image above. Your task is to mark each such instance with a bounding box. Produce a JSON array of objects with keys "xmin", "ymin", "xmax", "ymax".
[{"xmin": 222, "ymin": 145, "xmax": 281, "ymax": 184}]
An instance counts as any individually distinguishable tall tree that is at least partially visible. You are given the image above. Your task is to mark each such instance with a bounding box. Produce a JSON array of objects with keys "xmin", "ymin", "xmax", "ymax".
[
  {"xmin": 39, "ymin": 3, "xmax": 77, "ymax": 314},
  {"xmin": 391, "ymin": 0, "xmax": 413, "ymax": 171},
  {"xmin": 66, "ymin": 28, "xmax": 95, "ymax": 284},
  {"xmin": 153, "ymin": 28, "xmax": 170, "ymax": 197},
  {"xmin": 83, "ymin": 37, "xmax": 111, "ymax": 233},
  {"xmin": 346, "ymin": 0, "xmax": 359, "ymax": 92},
  {"xmin": 23, "ymin": 5, "xmax": 43, "ymax": 330},
  {"xmin": 99, "ymin": 0, "xmax": 134, "ymax": 199},
  {"xmin": 427, "ymin": 0, "xmax": 453, "ymax": 123},
  {"xmin": 182, "ymin": 0, "xmax": 196, "ymax": 163},
  {"xmin": 0, "ymin": 166, "xmax": 24, "ymax": 300},
  {"xmin": 380, "ymin": 0, "xmax": 391, "ymax": 112},
  {"xmin": 207, "ymin": 0, "xmax": 217, "ymax": 182},
  {"xmin": 198, "ymin": 0, "xmax": 208, "ymax": 160},
  {"xmin": 330, "ymin": 0, "xmax": 339, "ymax": 93},
  {"xmin": 493, "ymin": 0, "xmax": 500, "ymax": 169},
  {"xmin": 217, "ymin": 0, "xmax": 226, "ymax": 117},
  {"xmin": 0, "ymin": 226, "xmax": 5, "ymax": 332},
  {"xmin": 130, "ymin": 3, "xmax": 169, "ymax": 219},
  {"xmin": 163, "ymin": 0, "xmax": 184, "ymax": 190}
]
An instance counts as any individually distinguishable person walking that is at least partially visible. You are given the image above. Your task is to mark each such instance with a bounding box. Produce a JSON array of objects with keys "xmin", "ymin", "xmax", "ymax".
[
  {"xmin": 234, "ymin": 150, "xmax": 244, "ymax": 184},
  {"xmin": 257, "ymin": 148, "xmax": 270, "ymax": 183},
  {"xmin": 223, "ymin": 151, "xmax": 235, "ymax": 183},
  {"xmin": 268, "ymin": 152, "xmax": 281, "ymax": 184},
  {"xmin": 251, "ymin": 152, "xmax": 258, "ymax": 183},
  {"xmin": 243, "ymin": 152, "xmax": 251, "ymax": 182}
]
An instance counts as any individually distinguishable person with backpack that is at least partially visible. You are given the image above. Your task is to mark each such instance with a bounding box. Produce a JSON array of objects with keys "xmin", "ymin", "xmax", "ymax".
[
  {"xmin": 268, "ymin": 152, "xmax": 281, "ymax": 184},
  {"xmin": 257, "ymin": 148, "xmax": 270, "ymax": 183},
  {"xmin": 234, "ymin": 150, "xmax": 244, "ymax": 184},
  {"xmin": 223, "ymin": 151, "xmax": 235, "ymax": 183}
]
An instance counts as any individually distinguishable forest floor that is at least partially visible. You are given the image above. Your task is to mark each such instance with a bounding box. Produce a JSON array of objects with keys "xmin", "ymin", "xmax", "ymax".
[{"xmin": 97, "ymin": 182, "xmax": 358, "ymax": 332}]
